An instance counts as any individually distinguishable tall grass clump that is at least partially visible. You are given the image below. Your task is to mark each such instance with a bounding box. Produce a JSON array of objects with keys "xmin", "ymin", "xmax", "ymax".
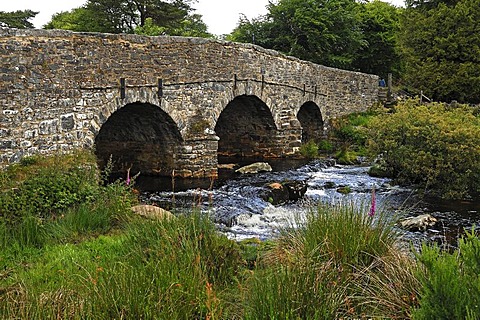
[
  {"xmin": 0, "ymin": 213, "xmax": 245, "ymax": 319},
  {"xmin": 412, "ymin": 229, "xmax": 480, "ymax": 319},
  {"xmin": 244, "ymin": 201, "xmax": 402, "ymax": 319}
]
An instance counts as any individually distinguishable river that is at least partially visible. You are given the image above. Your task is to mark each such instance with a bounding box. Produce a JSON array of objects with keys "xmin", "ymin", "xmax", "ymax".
[{"xmin": 138, "ymin": 160, "xmax": 480, "ymax": 246}]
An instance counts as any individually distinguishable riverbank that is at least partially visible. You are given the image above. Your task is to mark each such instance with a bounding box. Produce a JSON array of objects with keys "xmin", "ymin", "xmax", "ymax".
[{"xmin": 2, "ymin": 152, "xmax": 480, "ymax": 318}]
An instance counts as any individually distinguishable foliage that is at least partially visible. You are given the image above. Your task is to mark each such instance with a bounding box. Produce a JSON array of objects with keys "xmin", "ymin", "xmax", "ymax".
[
  {"xmin": 0, "ymin": 152, "xmax": 99, "ymax": 224},
  {"xmin": 318, "ymin": 139, "xmax": 334, "ymax": 153},
  {"xmin": 299, "ymin": 140, "xmax": 319, "ymax": 159},
  {"xmin": 398, "ymin": 0, "xmax": 480, "ymax": 103},
  {"xmin": 330, "ymin": 110, "xmax": 379, "ymax": 163},
  {"xmin": 44, "ymin": 7, "xmax": 117, "ymax": 33},
  {"xmin": 367, "ymin": 100, "xmax": 480, "ymax": 199},
  {"xmin": 45, "ymin": 0, "xmax": 212, "ymax": 38},
  {"xmin": 412, "ymin": 229, "xmax": 480, "ymax": 319},
  {"xmin": 0, "ymin": 151, "xmax": 136, "ymax": 248},
  {"xmin": 352, "ymin": 0, "xmax": 402, "ymax": 79},
  {"xmin": 244, "ymin": 201, "xmax": 400, "ymax": 318},
  {"xmin": 228, "ymin": 0, "xmax": 400, "ymax": 74},
  {"xmin": 228, "ymin": 0, "xmax": 366, "ymax": 69},
  {"xmin": 0, "ymin": 213, "xmax": 244, "ymax": 319},
  {"xmin": 0, "ymin": 10, "xmax": 38, "ymax": 29}
]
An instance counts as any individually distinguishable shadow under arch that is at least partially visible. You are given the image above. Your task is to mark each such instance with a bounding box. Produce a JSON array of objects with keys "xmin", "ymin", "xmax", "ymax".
[
  {"xmin": 214, "ymin": 95, "xmax": 278, "ymax": 163},
  {"xmin": 94, "ymin": 102, "xmax": 183, "ymax": 177},
  {"xmin": 297, "ymin": 101, "xmax": 324, "ymax": 143}
]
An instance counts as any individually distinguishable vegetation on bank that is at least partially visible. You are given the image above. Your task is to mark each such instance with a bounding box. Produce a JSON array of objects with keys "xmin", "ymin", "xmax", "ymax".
[
  {"xmin": 1, "ymin": 151, "xmax": 480, "ymax": 318},
  {"xmin": 300, "ymin": 99, "xmax": 480, "ymax": 200},
  {"xmin": 368, "ymin": 100, "xmax": 480, "ymax": 199}
]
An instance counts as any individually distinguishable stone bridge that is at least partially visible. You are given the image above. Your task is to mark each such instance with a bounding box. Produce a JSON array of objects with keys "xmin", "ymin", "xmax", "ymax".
[{"xmin": 0, "ymin": 28, "xmax": 379, "ymax": 178}]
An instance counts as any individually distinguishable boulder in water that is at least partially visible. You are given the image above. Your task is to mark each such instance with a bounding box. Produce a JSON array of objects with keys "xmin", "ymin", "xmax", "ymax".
[
  {"xmin": 261, "ymin": 180, "xmax": 307, "ymax": 205},
  {"xmin": 398, "ymin": 214, "xmax": 437, "ymax": 231},
  {"xmin": 236, "ymin": 162, "xmax": 272, "ymax": 174}
]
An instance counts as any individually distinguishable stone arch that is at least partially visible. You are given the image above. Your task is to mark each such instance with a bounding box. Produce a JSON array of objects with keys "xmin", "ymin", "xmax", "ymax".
[
  {"xmin": 297, "ymin": 101, "xmax": 324, "ymax": 143},
  {"xmin": 214, "ymin": 95, "xmax": 279, "ymax": 162},
  {"xmin": 94, "ymin": 102, "xmax": 183, "ymax": 177}
]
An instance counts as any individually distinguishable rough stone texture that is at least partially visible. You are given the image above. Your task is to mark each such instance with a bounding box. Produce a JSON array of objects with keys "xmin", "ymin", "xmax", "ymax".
[
  {"xmin": 398, "ymin": 214, "xmax": 437, "ymax": 231},
  {"xmin": 235, "ymin": 162, "xmax": 273, "ymax": 174},
  {"xmin": 131, "ymin": 204, "xmax": 174, "ymax": 220},
  {"xmin": 0, "ymin": 28, "xmax": 379, "ymax": 177}
]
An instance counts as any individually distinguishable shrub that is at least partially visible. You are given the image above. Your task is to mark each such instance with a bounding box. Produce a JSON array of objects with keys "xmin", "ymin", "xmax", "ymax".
[
  {"xmin": 335, "ymin": 148, "xmax": 358, "ymax": 165},
  {"xmin": 412, "ymin": 229, "xmax": 480, "ymax": 319},
  {"xmin": 318, "ymin": 139, "xmax": 334, "ymax": 152},
  {"xmin": 0, "ymin": 151, "xmax": 136, "ymax": 249},
  {"xmin": 333, "ymin": 111, "xmax": 376, "ymax": 148},
  {"xmin": 0, "ymin": 151, "xmax": 100, "ymax": 225},
  {"xmin": 368, "ymin": 100, "xmax": 480, "ymax": 199},
  {"xmin": 299, "ymin": 140, "xmax": 319, "ymax": 159}
]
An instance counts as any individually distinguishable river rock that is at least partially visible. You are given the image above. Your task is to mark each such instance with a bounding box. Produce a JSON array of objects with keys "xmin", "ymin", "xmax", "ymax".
[
  {"xmin": 218, "ymin": 163, "xmax": 237, "ymax": 170},
  {"xmin": 235, "ymin": 162, "xmax": 272, "ymax": 174},
  {"xmin": 131, "ymin": 204, "xmax": 174, "ymax": 221},
  {"xmin": 398, "ymin": 214, "xmax": 437, "ymax": 231},
  {"xmin": 261, "ymin": 180, "xmax": 307, "ymax": 205}
]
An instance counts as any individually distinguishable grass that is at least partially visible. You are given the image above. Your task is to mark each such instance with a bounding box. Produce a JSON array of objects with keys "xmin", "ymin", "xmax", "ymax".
[{"xmin": 1, "ymin": 151, "xmax": 478, "ymax": 319}]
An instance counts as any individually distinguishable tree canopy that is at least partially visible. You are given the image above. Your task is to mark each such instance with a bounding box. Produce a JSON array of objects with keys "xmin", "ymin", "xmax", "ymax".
[
  {"xmin": 228, "ymin": 0, "xmax": 366, "ymax": 70},
  {"xmin": 398, "ymin": 0, "xmax": 480, "ymax": 103},
  {"xmin": 228, "ymin": 0, "xmax": 400, "ymax": 75},
  {"xmin": 45, "ymin": 0, "xmax": 212, "ymax": 37},
  {"xmin": 0, "ymin": 10, "xmax": 38, "ymax": 29},
  {"xmin": 351, "ymin": 0, "xmax": 401, "ymax": 79}
]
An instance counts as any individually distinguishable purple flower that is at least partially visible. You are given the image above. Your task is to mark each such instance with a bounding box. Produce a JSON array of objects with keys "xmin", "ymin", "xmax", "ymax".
[
  {"xmin": 126, "ymin": 168, "xmax": 131, "ymax": 186},
  {"xmin": 369, "ymin": 187, "xmax": 376, "ymax": 217}
]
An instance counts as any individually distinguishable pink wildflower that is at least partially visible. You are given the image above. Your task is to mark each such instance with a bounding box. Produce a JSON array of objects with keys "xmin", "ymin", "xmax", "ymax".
[
  {"xmin": 126, "ymin": 168, "xmax": 131, "ymax": 186},
  {"xmin": 369, "ymin": 187, "xmax": 376, "ymax": 217}
]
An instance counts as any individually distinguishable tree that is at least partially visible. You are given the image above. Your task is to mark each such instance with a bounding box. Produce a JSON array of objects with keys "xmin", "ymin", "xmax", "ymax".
[
  {"xmin": 135, "ymin": 15, "xmax": 211, "ymax": 37},
  {"xmin": 229, "ymin": 0, "xmax": 366, "ymax": 70},
  {"xmin": 399, "ymin": 0, "xmax": 480, "ymax": 103},
  {"xmin": 44, "ymin": 7, "xmax": 117, "ymax": 33},
  {"xmin": 0, "ymin": 10, "xmax": 38, "ymax": 29},
  {"xmin": 45, "ymin": 0, "xmax": 212, "ymax": 37},
  {"xmin": 352, "ymin": 1, "xmax": 401, "ymax": 79}
]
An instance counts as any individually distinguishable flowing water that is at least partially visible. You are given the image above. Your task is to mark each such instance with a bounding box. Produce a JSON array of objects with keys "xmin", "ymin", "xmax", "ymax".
[{"xmin": 139, "ymin": 160, "xmax": 480, "ymax": 246}]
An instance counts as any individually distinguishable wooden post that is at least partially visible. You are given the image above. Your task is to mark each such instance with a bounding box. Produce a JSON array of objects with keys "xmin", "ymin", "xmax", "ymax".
[
  {"xmin": 158, "ymin": 78, "xmax": 163, "ymax": 98},
  {"xmin": 120, "ymin": 78, "xmax": 126, "ymax": 99}
]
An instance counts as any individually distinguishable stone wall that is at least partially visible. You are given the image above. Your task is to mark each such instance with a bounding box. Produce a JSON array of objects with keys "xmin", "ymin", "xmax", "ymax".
[{"xmin": 0, "ymin": 28, "xmax": 379, "ymax": 177}]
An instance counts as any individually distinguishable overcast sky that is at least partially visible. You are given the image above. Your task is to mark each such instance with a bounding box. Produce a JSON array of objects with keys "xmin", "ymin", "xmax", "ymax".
[{"xmin": 1, "ymin": 0, "xmax": 405, "ymax": 35}]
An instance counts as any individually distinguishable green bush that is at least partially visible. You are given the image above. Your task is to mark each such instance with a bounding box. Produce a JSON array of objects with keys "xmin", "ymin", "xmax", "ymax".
[
  {"xmin": 333, "ymin": 111, "xmax": 375, "ymax": 147},
  {"xmin": 413, "ymin": 229, "xmax": 480, "ymax": 319},
  {"xmin": 299, "ymin": 140, "xmax": 319, "ymax": 159},
  {"xmin": 318, "ymin": 139, "xmax": 334, "ymax": 152},
  {"xmin": 0, "ymin": 151, "xmax": 100, "ymax": 225},
  {"xmin": 368, "ymin": 100, "xmax": 480, "ymax": 199},
  {"xmin": 0, "ymin": 151, "xmax": 136, "ymax": 249},
  {"xmin": 335, "ymin": 148, "xmax": 358, "ymax": 165}
]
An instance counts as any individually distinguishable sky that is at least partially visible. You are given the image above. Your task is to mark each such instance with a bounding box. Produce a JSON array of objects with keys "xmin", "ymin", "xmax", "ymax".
[{"xmin": 1, "ymin": 0, "xmax": 405, "ymax": 36}]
